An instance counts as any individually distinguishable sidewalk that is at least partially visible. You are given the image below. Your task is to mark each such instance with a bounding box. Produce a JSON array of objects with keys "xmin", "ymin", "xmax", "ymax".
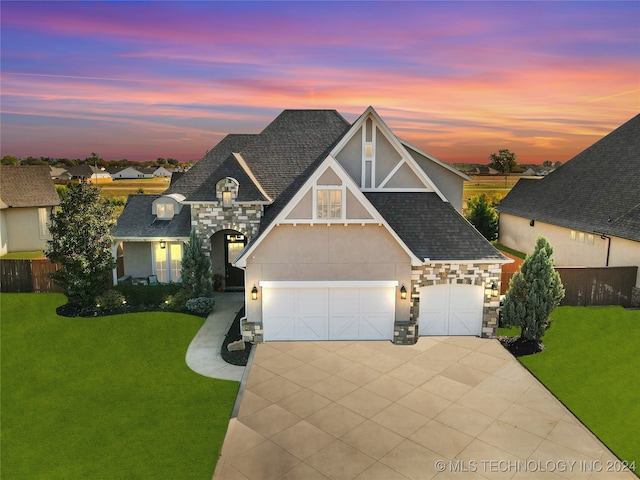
[{"xmin": 185, "ymin": 292, "xmax": 246, "ymax": 381}]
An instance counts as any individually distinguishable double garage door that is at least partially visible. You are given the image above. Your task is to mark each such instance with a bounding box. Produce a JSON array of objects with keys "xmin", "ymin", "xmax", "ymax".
[
  {"xmin": 261, "ymin": 281, "xmax": 396, "ymax": 341},
  {"xmin": 419, "ymin": 284, "xmax": 484, "ymax": 336}
]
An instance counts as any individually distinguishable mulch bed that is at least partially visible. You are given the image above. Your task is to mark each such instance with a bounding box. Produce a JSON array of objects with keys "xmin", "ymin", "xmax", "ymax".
[
  {"xmin": 499, "ymin": 335, "xmax": 545, "ymax": 356},
  {"xmin": 221, "ymin": 307, "xmax": 253, "ymax": 366}
]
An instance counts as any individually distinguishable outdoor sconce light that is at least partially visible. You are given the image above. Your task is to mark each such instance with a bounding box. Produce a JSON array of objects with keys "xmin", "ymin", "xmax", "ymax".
[
  {"xmin": 529, "ymin": 219, "xmax": 535, "ymax": 227},
  {"xmin": 159, "ymin": 240, "xmax": 166, "ymax": 249},
  {"xmin": 491, "ymin": 282, "xmax": 499, "ymax": 297},
  {"xmin": 400, "ymin": 285, "xmax": 407, "ymax": 300},
  {"xmin": 251, "ymin": 285, "xmax": 258, "ymax": 300}
]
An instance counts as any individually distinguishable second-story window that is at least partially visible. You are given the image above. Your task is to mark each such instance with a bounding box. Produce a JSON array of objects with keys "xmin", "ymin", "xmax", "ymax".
[
  {"xmin": 157, "ymin": 202, "xmax": 174, "ymax": 219},
  {"xmin": 222, "ymin": 190, "xmax": 232, "ymax": 208},
  {"xmin": 316, "ymin": 189, "xmax": 342, "ymax": 219}
]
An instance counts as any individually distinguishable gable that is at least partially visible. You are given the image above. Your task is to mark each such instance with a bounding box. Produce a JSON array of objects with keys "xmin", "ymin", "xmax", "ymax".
[
  {"xmin": 237, "ymin": 156, "xmax": 422, "ymax": 267},
  {"xmin": 332, "ymin": 107, "xmax": 445, "ymax": 198}
]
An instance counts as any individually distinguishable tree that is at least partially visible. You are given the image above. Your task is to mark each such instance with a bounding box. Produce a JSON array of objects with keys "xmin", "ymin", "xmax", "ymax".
[
  {"xmin": 465, "ymin": 193, "xmax": 499, "ymax": 241},
  {"xmin": 156, "ymin": 157, "xmax": 166, "ymax": 165},
  {"xmin": 488, "ymin": 148, "xmax": 518, "ymax": 187},
  {"xmin": 542, "ymin": 160, "xmax": 553, "ymax": 169},
  {"xmin": 167, "ymin": 158, "xmax": 179, "ymax": 166},
  {"xmin": 181, "ymin": 228, "xmax": 213, "ymax": 298},
  {"xmin": 502, "ymin": 236, "xmax": 565, "ymax": 343},
  {"xmin": 45, "ymin": 181, "xmax": 116, "ymax": 309},
  {"xmin": 1, "ymin": 155, "xmax": 19, "ymax": 165}
]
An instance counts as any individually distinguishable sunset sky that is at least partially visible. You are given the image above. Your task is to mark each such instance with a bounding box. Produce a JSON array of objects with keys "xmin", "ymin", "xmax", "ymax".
[{"xmin": 1, "ymin": 1, "xmax": 638, "ymax": 164}]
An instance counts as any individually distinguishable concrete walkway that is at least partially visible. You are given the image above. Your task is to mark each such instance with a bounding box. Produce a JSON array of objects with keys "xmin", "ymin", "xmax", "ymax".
[
  {"xmin": 185, "ymin": 292, "xmax": 246, "ymax": 381},
  {"xmin": 213, "ymin": 337, "xmax": 635, "ymax": 480}
]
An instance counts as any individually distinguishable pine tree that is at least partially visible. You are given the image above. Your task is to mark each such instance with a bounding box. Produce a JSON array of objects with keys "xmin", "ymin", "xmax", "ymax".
[
  {"xmin": 465, "ymin": 193, "xmax": 499, "ymax": 241},
  {"xmin": 45, "ymin": 181, "xmax": 116, "ymax": 309},
  {"xmin": 503, "ymin": 236, "xmax": 565, "ymax": 342},
  {"xmin": 181, "ymin": 228, "xmax": 213, "ymax": 298}
]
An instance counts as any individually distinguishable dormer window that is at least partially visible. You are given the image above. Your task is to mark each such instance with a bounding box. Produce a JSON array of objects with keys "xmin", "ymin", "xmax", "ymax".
[
  {"xmin": 222, "ymin": 190, "xmax": 232, "ymax": 209},
  {"xmin": 156, "ymin": 202, "xmax": 174, "ymax": 219}
]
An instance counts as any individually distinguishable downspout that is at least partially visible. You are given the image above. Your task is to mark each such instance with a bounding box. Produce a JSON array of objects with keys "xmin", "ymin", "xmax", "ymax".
[{"xmin": 599, "ymin": 234, "xmax": 611, "ymax": 266}]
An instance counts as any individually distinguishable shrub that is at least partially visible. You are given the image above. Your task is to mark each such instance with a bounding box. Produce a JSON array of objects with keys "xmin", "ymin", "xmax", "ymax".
[
  {"xmin": 115, "ymin": 283, "xmax": 182, "ymax": 307},
  {"xmin": 95, "ymin": 290, "xmax": 126, "ymax": 311},
  {"xmin": 185, "ymin": 297, "xmax": 216, "ymax": 316},
  {"xmin": 163, "ymin": 289, "xmax": 193, "ymax": 312}
]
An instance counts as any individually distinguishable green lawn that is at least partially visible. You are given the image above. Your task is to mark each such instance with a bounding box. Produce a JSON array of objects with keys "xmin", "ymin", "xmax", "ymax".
[
  {"xmin": 0, "ymin": 250, "xmax": 45, "ymax": 259},
  {"xmin": 519, "ymin": 306, "xmax": 640, "ymax": 467},
  {"xmin": 1, "ymin": 293, "xmax": 239, "ymax": 479}
]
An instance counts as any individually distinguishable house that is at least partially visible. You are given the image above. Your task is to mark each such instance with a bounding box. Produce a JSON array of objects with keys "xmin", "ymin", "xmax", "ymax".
[
  {"xmin": 112, "ymin": 107, "xmax": 508, "ymax": 343},
  {"xmin": 65, "ymin": 165, "xmax": 112, "ymax": 183},
  {"xmin": 49, "ymin": 166, "xmax": 73, "ymax": 181},
  {"xmin": 497, "ymin": 114, "xmax": 640, "ymax": 295},
  {"xmin": 472, "ymin": 165, "xmax": 498, "ymax": 175},
  {"xmin": 153, "ymin": 166, "xmax": 172, "ymax": 177},
  {"xmin": 0, "ymin": 165, "xmax": 60, "ymax": 256},
  {"xmin": 108, "ymin": 165, "xmax": 150, "ymax": 179}
]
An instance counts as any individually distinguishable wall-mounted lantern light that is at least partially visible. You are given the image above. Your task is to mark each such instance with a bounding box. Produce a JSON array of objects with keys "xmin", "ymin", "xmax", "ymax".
[
  {"xmin": 251, "ymin": 285, "xmax": 258, "ymax": 300},
  {"xmin": 400, "ymin": 285, "xmax": 407, "ymax": 300},
  {"xmin": 529, "ymin": 219, "xmax": 535, "ymax": 227},
  {"xmin": 159, "ymin": 240, "xmax": 166, "ymax": 249},
  {"xmin": 491, "ymin": 282, "xmax": 498, "ymax": 297}
]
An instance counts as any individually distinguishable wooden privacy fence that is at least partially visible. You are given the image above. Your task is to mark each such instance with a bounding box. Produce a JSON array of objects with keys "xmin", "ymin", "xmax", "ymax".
[
  {"xmin": 0, "ymin": 258, "xmax": 63, "ymax": 293},
  {"xmin": 501, "ymin": 266, "xmax": 638, "ymax": 307}
]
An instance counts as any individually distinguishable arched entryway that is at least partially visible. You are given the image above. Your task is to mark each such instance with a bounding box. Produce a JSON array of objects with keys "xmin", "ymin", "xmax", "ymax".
[{"xmin": 210, "ymin": 229, "xmax": 246, "ymax": 291}]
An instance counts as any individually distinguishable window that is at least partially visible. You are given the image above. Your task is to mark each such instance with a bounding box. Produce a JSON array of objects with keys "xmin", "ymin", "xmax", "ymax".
[
  {"xmin": 570, "ymin": 230, "xmax": 576, "ymax": 240},
  {"xmin": 156, "ymin": 202, "xmax": 174, "ymax": 219},
  {"xmin": 587, "ymin": 234, "xmax": 594, "ymax": 245},
  {"xmin": 578, "ymin": 232, "xmax": 585, "ymax": 243},
  {"xmin": 317, "ymin": 189, "xmax": 342, "ymax": 219},
  {"xmin": 155, "ymin": 242, "xmax": 183, "ymax": 283},
  {"xmin": 38, "ymin": 208, "xmax": 49, "ymax": 239},
  {"xmin": 222, "ymin": 190, "xmax": 232, "ymax": 208}
]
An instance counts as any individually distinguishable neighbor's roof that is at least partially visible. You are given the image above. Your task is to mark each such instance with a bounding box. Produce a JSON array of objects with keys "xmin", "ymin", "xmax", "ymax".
[
  {"xmin": 0, "ymin": 165, "xmax": 60, "ymax": 209},
  {"xmin": 111, "ymin": 194, "xmax": 191, "ymax": 239},
  {"xmin": 366, "ymin": 192, "xmax": 506, "ymax": 261},
  {"xmin": 498, "ymin": 114, "xmax": 640, "ymax": 242}
]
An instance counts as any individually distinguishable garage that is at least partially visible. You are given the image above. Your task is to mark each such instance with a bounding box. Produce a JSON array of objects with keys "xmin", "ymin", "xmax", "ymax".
[
  {"xmin": 260, "ymin": 281, "xmax": 397, "ymax": 341},
  {"xmin": 419, "ymin": 284, "xmax": 484, "ymax": 336}
]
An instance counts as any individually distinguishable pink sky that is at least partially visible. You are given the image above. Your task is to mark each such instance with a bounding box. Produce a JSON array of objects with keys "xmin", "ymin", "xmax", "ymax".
[{"xmin": 1, "ymin": 1, "xmax": 638, "ymax": 164}]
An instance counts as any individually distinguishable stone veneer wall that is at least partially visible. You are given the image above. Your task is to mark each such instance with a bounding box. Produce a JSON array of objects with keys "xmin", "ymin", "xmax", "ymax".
[
  {"xmin": 190, "ymin": 203, "xmax": 263, "ymax": 254},
  {"xmin": 409, "ymin": 262, "xmax": 502, "ymax": 339}
]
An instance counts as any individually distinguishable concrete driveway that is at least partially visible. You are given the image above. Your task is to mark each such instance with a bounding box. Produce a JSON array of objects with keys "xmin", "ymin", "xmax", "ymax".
[{"xmin": 213, "ymin": 337, "xmax": 634, "ymax": 480}]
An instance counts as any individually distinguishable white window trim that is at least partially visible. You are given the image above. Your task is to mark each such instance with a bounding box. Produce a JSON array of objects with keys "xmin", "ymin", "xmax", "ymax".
[
  {"xmin": 153, "ymin": 241, "xmax": 183, "ymax": 283},
  {"xmin": 38, "ymin": 207, "xmax": 50, "ymax": 239},
  {"xmin": 361, "ymin": 123, "xmax": 376, "ymax": 189},
  {"xmin": 313, "ymin": 185, "xmax": 345, "ymax": 221}
]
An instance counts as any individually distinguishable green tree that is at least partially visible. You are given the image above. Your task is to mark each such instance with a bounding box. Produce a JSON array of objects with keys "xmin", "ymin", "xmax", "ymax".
[
  {"xmin": 181, "ymin": 229, "xmax": 213, "ymax": 298},
  {"xmin": 45, "ymin": 181, "xmax": 116, "ymax": 309},
  {"xmin": 465, "ymin": 193, "xmax": 499, "ymax": 241},
  {"xmin": 167, "ymin": 158, "xmax": 179, "ymax": 166},
  {"xmin": 1, "ymin": 155, "xmax": 20, "ymax": 165},
  {"xmin": 157, "ymin": 157, "xmax": 166, "ymax": 165},
  {"xmin": 488, "ymin": 148, "xmax": 518, "ymax": 187},
  {"xmin": 502, "ymin": 236, "xmax": 565, "ymax": 342}
]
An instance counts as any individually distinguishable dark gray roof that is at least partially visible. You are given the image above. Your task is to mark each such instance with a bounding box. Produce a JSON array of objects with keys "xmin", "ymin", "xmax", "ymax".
[
  {"xmin": 498, "ymin": 114, "xmax": 640, "ymax": 242},
  {"xmin": 165, "ymin": 134, "xmax": 257, "ymax": 198},
  {"xmin": 365, "ymin": 192, "xmax": 506, "ymax": 261},
  {"xmin": 188, "ymin": 154, "xmax": 269, "ymax": 203},
  {"xmin": 0, "ymin": 165, "xmax": 60, "ymax": 209},
  {"xmin": 111, "ymin": 194, "xmax": 191, "ymax": 238}
]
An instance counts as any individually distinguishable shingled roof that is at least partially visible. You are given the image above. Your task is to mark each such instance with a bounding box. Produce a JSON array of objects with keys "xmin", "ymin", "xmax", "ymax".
[
  {"xmin": 0, "ymin": 165, "xmax": 60, "ymax": 209},
  {"xmin": 111, "ymin": 195, "xmax": 191, "ymax": 239},
  {"xmin": 366, "ymin": 192, "xmax": 505, "ymax": 261},
  {"xmin": 497, "ymin": 114, "xmax": 640, "ymax": 242}
]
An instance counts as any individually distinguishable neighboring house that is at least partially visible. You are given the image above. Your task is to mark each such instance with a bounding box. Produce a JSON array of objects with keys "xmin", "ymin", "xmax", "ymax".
[
  {"xmin": 112, "ymin": 107, "xmax": 509, "ymax": 343},
  {"xmin": 473, "ymin": 165, "xmax": 498, "ymax": 175},
  {"xmin": 108, "ymin": 165, "xmax": 150, "ymax": 179},
  {"xmin": 497, "ymin": 114, "xmax": 640, "ymax": 292},
  {"xmin": 521, "ymin": 167, "xmax": 536, "ymax": 176},
  {"xmin": 65, "ymin": 165, "xmax": 112, "ymax": 183},
  {"xmin": 50, "ymin": 166, "xmax": 73, "ymax": 180},
  {"xmin": 0, "ymin": 165, "xmax": 60, "ymax": 256},
  {"xmin": 153, "ymin": 166, "xmax": 172, "ymax": 177}
]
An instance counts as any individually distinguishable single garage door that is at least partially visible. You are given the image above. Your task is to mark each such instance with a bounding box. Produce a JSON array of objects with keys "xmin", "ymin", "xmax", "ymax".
[
  {"xmin": 419, "ymin": 284, "xmax": 484, "ymax": 336},
  {"xmin": 261, "ymin": 281, "xmax": 396, "ymax": 341}
]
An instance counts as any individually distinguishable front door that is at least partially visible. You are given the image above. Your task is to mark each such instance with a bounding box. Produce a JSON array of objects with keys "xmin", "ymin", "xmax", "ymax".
[{"xmin": 225, "ymin": 234, "xmax": 246, "ymax": 288}]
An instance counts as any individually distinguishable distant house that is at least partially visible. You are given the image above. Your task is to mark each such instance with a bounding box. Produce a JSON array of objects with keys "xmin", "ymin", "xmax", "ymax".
[
  {"xmin": 521, "ymin": 167, "xmax": 536, "ymax": 176},
  {"xmin": 49, "ymin": 166, "xmax": 73, "ymax": 180},
  {"xmin": 108, "ymin": 166, "xmax": 147, "ymax": 179},
  {"xmin": 153, "ymin": 166, "xmax": 172, "ymax": 177},
  {"xmin": 0, "ymin": 166, "xmax": 60, "ymax": 256},
  {"xmin": 65, "ymin": 165, "xmax": 112, "ymax": 183},
  {"xmin": 473, "ymin": 165, "xmax": 498, "ymax": 175},
  {"xmin": 497, "ymin": 114, "xmax": 640, "ymax": 293}
]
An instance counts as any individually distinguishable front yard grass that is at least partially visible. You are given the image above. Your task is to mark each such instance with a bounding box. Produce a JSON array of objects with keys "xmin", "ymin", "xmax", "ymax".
[
  {"xmin": 0, "ymin": 250, "xmax": 45, "ymax": 259},
  {"xmin": 1, "ymin": 293, "xmax": 239, "ymax": 479},
  {"xmin": 519, "ymin": 306, "xmax": 640, "ymax": 467}
]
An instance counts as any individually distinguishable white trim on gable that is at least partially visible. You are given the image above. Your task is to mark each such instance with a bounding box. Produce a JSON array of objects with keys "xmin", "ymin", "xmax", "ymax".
[
  {"xmin": 400, "ymin": 139, "xmax": 473, "ymax": 182},
  {"xmin": 232, "ymin": 152, "xmax": 273, "ymax": 203},
  {"xmin": 234, "ymin": 155, "xmax": 423, "ymax": 267},
  {"xmin": 330, "ymin": 106, "xmax": 449, "ymax": 202}
]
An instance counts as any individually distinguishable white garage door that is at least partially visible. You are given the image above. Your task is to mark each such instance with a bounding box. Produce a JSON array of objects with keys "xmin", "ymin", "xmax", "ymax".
[
  {"xmin": 261, "ymin": 281, "xmax": 396, "ymax": 341},
  {"xmin": 419, "ymin": 284, "xmax": 484, "ymax": 336}
]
